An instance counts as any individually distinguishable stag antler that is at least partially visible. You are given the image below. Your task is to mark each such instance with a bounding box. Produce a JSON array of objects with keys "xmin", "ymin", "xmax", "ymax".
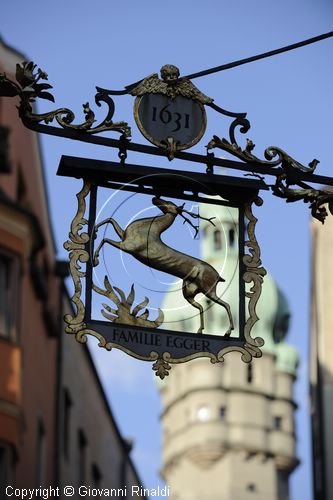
[{"xmin": 176, "ymin": 203, "xmax": 216, "ymax": 238}]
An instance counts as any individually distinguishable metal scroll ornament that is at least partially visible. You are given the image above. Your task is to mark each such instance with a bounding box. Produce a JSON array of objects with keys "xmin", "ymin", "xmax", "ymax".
[
  {"xmin": 2, "ymin": 61, "xmax": 333, "ymax": 224},
  {"xmin": 0, "ymin": 61, "xmax": 130, "ymax": 137},
  {"xmin": 63, "ymin": 178, "xmax": 266, "ymax": 379},
  {"xmin": 206, "ymin": 137, "xmax": 333, "ymax": 224}
]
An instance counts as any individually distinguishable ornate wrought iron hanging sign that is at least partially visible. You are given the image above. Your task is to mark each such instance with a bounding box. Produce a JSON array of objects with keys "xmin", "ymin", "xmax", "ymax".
[
  {"xmin": 58, "ymin": 157, "xmax": 267, "ymax": 378},
  {"xmin": 1, "ymin": 61, "xmax": 333, "ymax": 377}
]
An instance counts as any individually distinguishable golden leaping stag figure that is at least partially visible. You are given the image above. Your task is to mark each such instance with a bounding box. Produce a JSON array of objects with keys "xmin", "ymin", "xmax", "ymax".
[{"xmin": 93, "ymin": 197, "xmax": 234, "ymax": 336}]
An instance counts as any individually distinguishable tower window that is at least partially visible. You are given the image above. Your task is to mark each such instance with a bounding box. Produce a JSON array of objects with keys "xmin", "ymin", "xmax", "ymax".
[
  {"xmin": 213, "ymin": 230, "xmax": 222, "ymax": 250},
  {"xmin": 247, "ymin": 363, "xmax": 253, "ymax": 384},
  {"xmin": 274, "ymin": 416, "xmax": 283, "ymax": 430},
  {"xmin": 219, "ymin": 407, "xmax": 226, "ymax": 420},
  {"xmin": 205, "ymin": 299, "xmax": 213, "ymax": 324},
  {"xmin": 196, "ymin": 406, "xmax": 210, "ymax": 422},
  {"xmin": 229, "ymin": 228, "xmax": 236, "ymax": 247}
]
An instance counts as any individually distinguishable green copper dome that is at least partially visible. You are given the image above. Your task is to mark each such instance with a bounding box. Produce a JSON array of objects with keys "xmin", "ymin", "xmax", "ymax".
[
  {"xmin": 275, "ymin": 342, "xmax": 299, "ymax": 376},
  {"xmin": 158, "ymin": 201, "xmax": 299, "ymax": 378},
  {"xmin": 252, "ymin": 274, "xmax": 299, "ymax": 376}
]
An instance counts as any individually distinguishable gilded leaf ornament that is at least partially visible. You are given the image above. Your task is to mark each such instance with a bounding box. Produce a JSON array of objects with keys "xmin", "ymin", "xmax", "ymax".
[
  {"xmin": 0, "ymin": 61, "xmax": 130, "ymax": 137},
  {"xmin": 207, "ymin": 134, "xmax": 333, "ymax": 223},
  {"xmin": 93, "ymin": 277, "xmax": 164, "ymax": 328},
  {"xmin": 152, "ymin": 358, "xmax": 172, "ymax": 379}
]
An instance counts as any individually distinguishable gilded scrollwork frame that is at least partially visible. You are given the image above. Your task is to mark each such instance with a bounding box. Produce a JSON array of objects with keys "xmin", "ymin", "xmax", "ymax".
[{"xmin": 63, "ymin": 176, "xmax": 266, "ymax": 379}]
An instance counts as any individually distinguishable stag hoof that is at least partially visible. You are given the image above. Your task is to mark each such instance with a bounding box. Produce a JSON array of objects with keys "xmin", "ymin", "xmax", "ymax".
[
  {"xmin": 197, "ymin": 327, "xmax": 204, "ymax": 334},
  {"xmin": 93, "ymin": 256, "xmax": 99, "ymax": 267}
]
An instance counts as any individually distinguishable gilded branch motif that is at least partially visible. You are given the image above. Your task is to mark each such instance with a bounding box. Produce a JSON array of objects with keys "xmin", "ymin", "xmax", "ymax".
[{"xmin": 93, "ymin": 277, "xmax": 164, "ymax": 328}]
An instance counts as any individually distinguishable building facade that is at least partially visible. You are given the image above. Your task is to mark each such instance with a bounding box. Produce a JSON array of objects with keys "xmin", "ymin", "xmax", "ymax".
[
  {"xmin": 159, "ymin": 202, "xmax": 299, "ymax": 500},
  {"xmin": 310, "ymin": 214, "xmax": 333, "ymax": 500},
  {"xmin": 0, "ymin": 38, "xmax": 60, "ymax": 489},
  {"xmin": 0, "ymin": 37, "xmax": 144, "ymax": 497},
  {"xmin": 57, "ymin": 292, "xmax": 144, "ymax": 495}
]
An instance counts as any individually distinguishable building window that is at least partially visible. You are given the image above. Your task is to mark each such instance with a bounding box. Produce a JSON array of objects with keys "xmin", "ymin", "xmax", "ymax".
[
  {"xmin": 36, "ymin": 420, "xmax": 46, "ymax": 487},
  {"xmin": 0, "ymin": 125, "xmax": 11, "ymax": 173},
  {"xmin": 0, "ymin": 252, "xmax": 19, "ymax": 341},
  {"xmin": 91, "ymin": 463, "xmax": 102, "ymax": 489},
  {"xmin": 16, "ymin": 168, "xmax": 28, "ymax": 206},
  {"xmin": 78, "ymin": 430, "xmax": 87, "ymax": 486},
  {"xmin": 0, "ymin": 446, "xmax": 5, "ymax": 485},
  {"xmin": 274, "ymin": 416, "xmax": 283, "ymax": 430},
  {"xmin": 63, "ymin": 389, "xmax": 72, "ymax": 459},
  {"xmin": 196, "ymin": 406, "xmax": 210, "ymax": 422},
  {"xmin": 213, "ymin": 230, "xmax": 222, "ymax": 250},
  {"xmin": 0, "ymin": 443, "xmax": 15, "ymax": 486}
]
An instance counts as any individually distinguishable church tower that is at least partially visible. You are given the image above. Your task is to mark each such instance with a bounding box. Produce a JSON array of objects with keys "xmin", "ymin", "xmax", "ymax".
[{"xmin": 158, "ymin": 202, "xmax": 299, "ymax": 500}]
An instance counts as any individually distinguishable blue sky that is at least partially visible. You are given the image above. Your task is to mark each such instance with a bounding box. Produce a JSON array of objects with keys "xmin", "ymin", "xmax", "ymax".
[{"xmin": 1, "ymin": 1, "xmax": 333, "ymax": 498}]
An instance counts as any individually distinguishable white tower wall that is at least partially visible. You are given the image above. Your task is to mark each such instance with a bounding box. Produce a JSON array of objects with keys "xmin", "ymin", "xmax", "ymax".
[{"xmin": 159, "ymin": 202, "xmax": 299, "ymax": 500}]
